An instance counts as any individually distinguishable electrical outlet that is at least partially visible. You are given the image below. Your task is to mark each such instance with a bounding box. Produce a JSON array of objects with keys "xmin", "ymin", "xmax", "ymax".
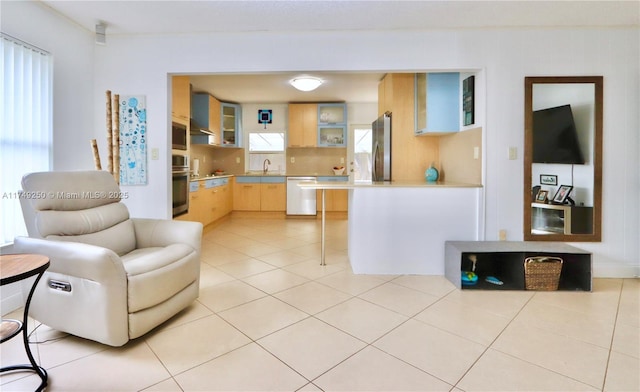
[
  {"xmin": 151, "ymin": 148, "xmax": 159, "ymax": 160},
  {"xmin": 236, "ymin": 157, "xmax": 240, "ymax": 164},
  {"xmin": 499, "ymin": 230, "xmax": 507, "ymax": 241},
  {"xmin": 290, "ymin": 157, "xmax": 295, "ymax": 163},
  {"xmin": 340, "ymin": 157, "xmax": 345, "ymax": 164},
  {"xmin": 473, "ymin": 146, "xmax": 479, "ymax": 160},
  {"xmin": 508, "ymin": 147, "xmax": 517, "ymax": 160}
]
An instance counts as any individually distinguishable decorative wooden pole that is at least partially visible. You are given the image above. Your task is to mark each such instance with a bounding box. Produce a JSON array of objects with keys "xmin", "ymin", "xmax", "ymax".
[
  {"xmin": 112, "ymin": 94, "xmax": 120, "ymax": 184},
  {"xmin": 105, "ymin": 90, "xmax": 113, "ymax": 175},
  {"xmin": 90, "ymin": 139, "xmax": 102, "ymax": 170}
]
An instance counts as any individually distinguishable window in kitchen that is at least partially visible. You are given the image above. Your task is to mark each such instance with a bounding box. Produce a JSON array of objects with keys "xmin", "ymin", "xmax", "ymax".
[
  {"xmin": 353, "ymin": 126, "xmax": 372, "ymax": 181},
  {"xmin": 248, "ymin": 132, "xmax": 285, "ymax": 174},
  {"xmin": 0, "ymin": 34, "xmax": 53, "ymax": 245}
]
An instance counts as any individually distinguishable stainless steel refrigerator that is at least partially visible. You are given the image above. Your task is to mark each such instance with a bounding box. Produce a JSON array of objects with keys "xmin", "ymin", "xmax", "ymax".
[{"xmin": 372, "ymin": 113, "xmax": 392, "ymax": 182}]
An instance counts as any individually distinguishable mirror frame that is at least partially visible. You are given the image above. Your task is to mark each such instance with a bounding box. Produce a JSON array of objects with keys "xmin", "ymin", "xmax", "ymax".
[{"xmin": 524, "ymin": 76, "xmax": 603, "ymax": 242}]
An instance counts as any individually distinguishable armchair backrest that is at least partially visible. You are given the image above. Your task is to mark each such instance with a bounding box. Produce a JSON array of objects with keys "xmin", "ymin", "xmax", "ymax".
[{"xmin": 20, "ymin": 170, "xmax": 136, "ymax": 256}]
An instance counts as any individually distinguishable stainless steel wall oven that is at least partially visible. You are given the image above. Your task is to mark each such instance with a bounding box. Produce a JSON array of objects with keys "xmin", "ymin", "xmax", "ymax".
[
  {"xmin": 172, "ymin": 154, "xmax": 189, "ymax": 217},
  {"xmin": 172, "ymin": 122, "xmax": 188, "ymax": 150}
]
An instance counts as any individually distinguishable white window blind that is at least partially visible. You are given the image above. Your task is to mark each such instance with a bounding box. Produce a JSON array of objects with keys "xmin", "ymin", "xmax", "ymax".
[{"xmin": 0, "ymin": 34, "xmax": 53, "ymax": 245}]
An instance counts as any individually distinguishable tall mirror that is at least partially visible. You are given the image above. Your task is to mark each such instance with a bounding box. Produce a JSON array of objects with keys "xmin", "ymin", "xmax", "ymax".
[{"xmin": 524, "ymin": 76, "xmax": 602, "ymax": 242}]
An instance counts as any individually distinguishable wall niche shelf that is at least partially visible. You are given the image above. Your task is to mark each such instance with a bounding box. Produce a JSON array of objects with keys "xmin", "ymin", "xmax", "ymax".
[{"xmin": 445, "ymin": 241, "xmax": 592, "ymax": 291}]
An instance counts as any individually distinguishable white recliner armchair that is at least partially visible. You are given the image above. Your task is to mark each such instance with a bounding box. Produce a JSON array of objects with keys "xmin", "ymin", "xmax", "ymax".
[{"xmin": 14, "ymin": 170, "xmax": 202, "ymax": 347}]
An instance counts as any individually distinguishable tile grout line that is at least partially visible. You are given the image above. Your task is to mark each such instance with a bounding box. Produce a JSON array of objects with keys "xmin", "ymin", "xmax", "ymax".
[{"xmin": 600, "ymin": 278, "xmax": 625, "ymax": 391}]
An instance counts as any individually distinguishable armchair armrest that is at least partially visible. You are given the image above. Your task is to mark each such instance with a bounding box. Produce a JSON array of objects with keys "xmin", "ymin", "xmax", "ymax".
[
  {"xmin": 131, "ymin": 218, "xmax": 203, "ymax": 253},
  {"xmin": 13, "ymin": 236, "xmax": 127, "ymax": 284}
]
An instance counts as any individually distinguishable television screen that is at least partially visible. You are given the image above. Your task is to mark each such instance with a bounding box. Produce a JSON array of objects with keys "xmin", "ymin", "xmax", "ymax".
[{"xmin": 533, "ymin": 104, "xmax": 585, "ymax": 164}]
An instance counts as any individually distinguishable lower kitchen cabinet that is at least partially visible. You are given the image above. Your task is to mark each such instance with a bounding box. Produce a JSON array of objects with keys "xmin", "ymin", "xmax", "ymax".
[
  {"xmin": 177, "ymin": 178, "xmax": 232, "ymax": 226},
  {"xmin": 316, "ymin": 176, "xmax": 348, "ymax": 212},
  {"xmin": 233, "ymin": 177, "xmax": 261, "ymax": 211},
  {"xmin": 260, "ymin": 178, "xmax": 286, "ymax": 211},
  {"xmin": 234, "ymin": 176, "xmax": 286, "ymax": 211}
]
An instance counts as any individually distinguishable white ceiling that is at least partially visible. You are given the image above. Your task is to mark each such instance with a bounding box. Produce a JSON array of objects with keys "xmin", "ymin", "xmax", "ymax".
[{"xmin": 39, "ymin": 0, "xmax": 639, "ymax": 104}]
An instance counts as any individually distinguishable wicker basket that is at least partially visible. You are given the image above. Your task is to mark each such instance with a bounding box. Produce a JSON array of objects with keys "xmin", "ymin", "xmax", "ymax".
[{"xmin": 524, "ymin": 256, "xmax": 563, "ymax": 290}]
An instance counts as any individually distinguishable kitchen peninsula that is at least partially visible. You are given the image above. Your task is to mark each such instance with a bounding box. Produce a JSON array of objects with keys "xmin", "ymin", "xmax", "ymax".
[{"xmin": 300, "ymin": 180, "xmax": 483, "ymax": 275}]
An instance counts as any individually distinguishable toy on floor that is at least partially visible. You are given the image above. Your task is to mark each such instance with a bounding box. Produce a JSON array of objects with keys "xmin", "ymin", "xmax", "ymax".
[
  {"xmin": 485, "ymin": 276, "xmax": 504, "ymax": 285},
  {"xmin": 461, "ymin": 254, "xmax": 479, "ymax": 286}
]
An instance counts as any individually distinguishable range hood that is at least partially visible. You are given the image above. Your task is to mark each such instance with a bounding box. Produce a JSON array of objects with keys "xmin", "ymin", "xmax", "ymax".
[{"xmin": 190, "ymin": 120, "xmax": 213, "ymax": 135}]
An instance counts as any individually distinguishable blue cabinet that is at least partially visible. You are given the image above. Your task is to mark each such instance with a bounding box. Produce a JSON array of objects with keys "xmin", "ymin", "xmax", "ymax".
[
  {"xmin": 317, "ymin": 103, "xmax": 347, "ymax": 147},
  {"xmin": 415, "ymin": 73, "xmax": 460, "ymax": 135},
  {"xmin": 221, "ymin": 103, "xmax": 242, "ymax": 147}
]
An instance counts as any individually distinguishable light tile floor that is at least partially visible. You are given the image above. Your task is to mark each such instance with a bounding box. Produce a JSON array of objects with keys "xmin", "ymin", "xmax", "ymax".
[{"xmin": 1, "ymin": 215, "xmax": 639, "ymax": 391}]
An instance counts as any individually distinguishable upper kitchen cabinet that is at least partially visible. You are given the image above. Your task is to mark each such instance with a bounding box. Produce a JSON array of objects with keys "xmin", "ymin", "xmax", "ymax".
[
  {"xmin": 288, "ymin": 103, "xmax": 318, "ymax": 147},
  {"xmin": 191, "ymin": 93, "xmax": 221, "ymax": 145},
  {"xmin": 221, "ymin": 103, "xmax": 242, "ymax": 147},
  {"xmin": 318, "ymin": 103, "xmax": 347, "ymax": 147},
  {"xmin": 378, "ymin": 74, "xmax": 393, "ymax": 116},
  {"xmin": 415, "ymin": 72, "xmax": 460, "ymax": 135},
  {"xmin": 171, "ymin": 76, "xmax": 190, "ymax": 124}
]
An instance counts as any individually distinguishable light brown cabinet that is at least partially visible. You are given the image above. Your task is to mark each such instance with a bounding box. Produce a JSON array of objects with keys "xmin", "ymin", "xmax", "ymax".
[
  {"xmin": 233, "ymin": 182, "xmax": 261, "ymax": 211},
  {"xmin": 177, "ymin": 179, "xmax": 232, "ymax": 226},
  {"xmin": 288, "ymin": 103, "xmax": 318, "ymax": 147},
  {"xmin": 260, "ymin": 183, "xmax": 286, "ymax": 211},
  {"xmin": 171, "ymin": 76, "xmax": 190, "ymax": 122},
  {"xmin": 316, "ymin": 189, "xmax": 348, "ymax": 212},
  {"xmin": 234, "ymin": 177, "xmax": 286, "ymax": 212}
]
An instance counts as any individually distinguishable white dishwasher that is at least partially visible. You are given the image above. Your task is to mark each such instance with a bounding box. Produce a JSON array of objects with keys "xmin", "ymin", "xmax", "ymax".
[{"xmin": 286, "ymin": 177, "xmax": 317, "ymax": 215}]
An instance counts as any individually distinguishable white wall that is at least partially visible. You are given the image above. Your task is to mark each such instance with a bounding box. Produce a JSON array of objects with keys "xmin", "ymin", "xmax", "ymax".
[
  {"xmin": 4, "ymin": 2, "xmax": 639, "ymax": 277},
  {"xmin": 1, "ymin": 1, "xmax": 96, "ymax": 171}
]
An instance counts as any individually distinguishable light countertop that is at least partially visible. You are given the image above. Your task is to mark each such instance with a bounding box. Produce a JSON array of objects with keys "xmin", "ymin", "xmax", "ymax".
[{"xmin": 298, "ymin": 180, "xmax": 483, "ymax": 189}]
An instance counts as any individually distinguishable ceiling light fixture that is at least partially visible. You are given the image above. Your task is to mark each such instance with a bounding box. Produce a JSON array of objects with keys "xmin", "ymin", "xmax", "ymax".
[{"xmin": 290, "ymin": 77, "xmax": 323, "ymax": 92}]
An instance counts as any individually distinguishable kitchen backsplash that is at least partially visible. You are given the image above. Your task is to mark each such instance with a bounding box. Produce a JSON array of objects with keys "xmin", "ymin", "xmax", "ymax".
[
  {"xmin": 190, "ymin": 145, "xmax": 245, "ymax": 176},
  {"xmin": 286, "ymin": 147, "xmax": 347, "ymax": 176}
]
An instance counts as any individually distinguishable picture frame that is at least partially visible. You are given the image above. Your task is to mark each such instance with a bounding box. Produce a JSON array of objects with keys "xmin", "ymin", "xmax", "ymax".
[
  {"xmin": 540, "ymin": 174, "xmax": 557, "ymax": 186},
  {"xmin": 552, "ymin": 185, "xmax": 573, "ymax": 204},
  {"xmin": 535, "ymin": 190, "xmax": 548, "ymax": 203}
]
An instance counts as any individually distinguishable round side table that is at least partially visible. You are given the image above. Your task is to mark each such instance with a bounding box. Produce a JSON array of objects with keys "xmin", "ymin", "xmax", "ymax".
[{"xmin": 1, "ymin": 254, "xmax": 50, "ymax": 392}]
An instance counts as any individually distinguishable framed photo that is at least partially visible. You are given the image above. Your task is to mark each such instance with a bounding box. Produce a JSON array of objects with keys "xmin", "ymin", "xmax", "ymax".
[
  {"xmin": 535, "ymin": 190, "xmax": 548, "ymax": 203},
  {"xmin": 552, "ymin": 185, "xmax": 573, "ymax": 204},
  {"xmin": 540, "ymin": 174, "xmax": 557, "ymax": 186}
]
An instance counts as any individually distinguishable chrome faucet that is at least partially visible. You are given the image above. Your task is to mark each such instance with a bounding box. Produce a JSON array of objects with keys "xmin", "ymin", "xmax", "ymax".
[{"xmin": 263, "ymin": 158, "xmax": 271, "ymax": 174}]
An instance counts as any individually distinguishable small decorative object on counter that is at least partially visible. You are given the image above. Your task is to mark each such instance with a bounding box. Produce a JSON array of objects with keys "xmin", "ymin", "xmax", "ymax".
[
  {"xmin": 333, "ymin": 166, "xmax": 345, "ymax": 175},
  {"xmin": 425, "ymin": 163, "xmax": 439, "ymax": 182}
]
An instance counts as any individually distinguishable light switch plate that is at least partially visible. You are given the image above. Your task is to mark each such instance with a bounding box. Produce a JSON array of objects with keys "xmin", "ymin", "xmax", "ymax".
[
  {"xmin": 151, "ymin": 148, "xmax": 159, "ymax": 160},
  {"xmin": 508, "ymin": 147, "xmax": 517, "ymax": 160},
  {"xmin": 290, "ymin": 157, "xmax": 295, "ymax": 163},
  {"xmin": 473, "ymin": 146, "xmax": 479, "ymax": 159}
]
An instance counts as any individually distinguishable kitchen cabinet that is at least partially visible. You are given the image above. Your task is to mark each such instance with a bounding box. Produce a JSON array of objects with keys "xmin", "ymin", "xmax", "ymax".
[
  {"xmin": 415, "ymin": 72, "xmax": 460, "ymax": 135},
  {"xmin": 233, "ymin": 177, "xmax": 261, "ymax": 211},
  {"xmin": 234, "ymin": 176, "xmax": 286, "ymax": 211},
  {"xmin": 378, "ymin": 74, "xmax": 393, "ymax": 116},
  {"xmin": 191, "ymin": 93, "xmax": 221, "ymax": 145},
  {"xmin": 288, "ymin": 103, "xmax": 318, "ymax": 147},
  {"xmin": 260, "ymin": 177, "xmax": 286, "ymax": 211},
  {"xmin": 316, "ymin": 176, "xmax": 348, "ymax": 212},
  {"xmin": 221, "ymin": 103, "xmax": 241, "ymax": 147},
  {"xmin": 171, "ymin": 76, "xmax": 190, "ymax": 123},
  {"xmin": 317, "ymin": 103, "xmax": 347, "ymax": 147},
  {"xmin": 177, "ymin": 178, "xmax": 231, "ymax": 226}
]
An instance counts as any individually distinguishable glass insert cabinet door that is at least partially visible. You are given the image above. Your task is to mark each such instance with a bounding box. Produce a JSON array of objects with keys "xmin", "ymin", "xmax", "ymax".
[{"xmin": 221, "ymin": 103, "xmax": 241, "ymax": 147}]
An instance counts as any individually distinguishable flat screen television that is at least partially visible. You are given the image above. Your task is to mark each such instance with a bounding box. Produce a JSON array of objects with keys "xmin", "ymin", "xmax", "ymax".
[{"xmin": 533, "ymin": 104, "xmax": 585, "ymax": 164}]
